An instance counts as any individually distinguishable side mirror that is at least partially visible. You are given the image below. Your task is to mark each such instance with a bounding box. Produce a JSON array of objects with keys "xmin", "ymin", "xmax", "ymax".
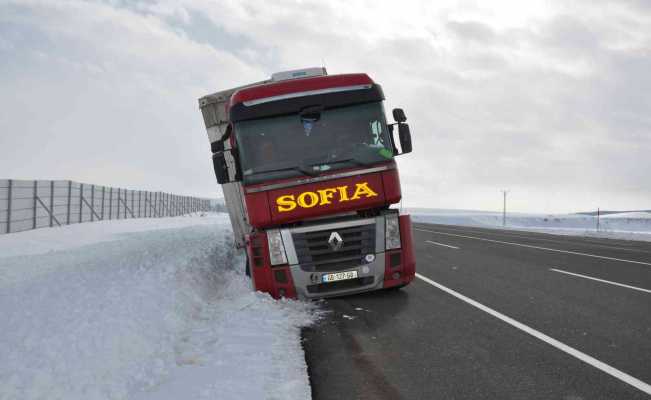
[
  {"xmin": 212, "ymin": 151, "xmax": 230, "ymax": 184},
  {"xmin": 212, "ymin": 150, "xmax": 241, "ymax": 184},
  {"xmin": 398, "ymin": 123, "xmax": 412, "ymax": 154},
  {"xmin": 392, "ymin": 108, "xmax": 407, "ymax": 123}
]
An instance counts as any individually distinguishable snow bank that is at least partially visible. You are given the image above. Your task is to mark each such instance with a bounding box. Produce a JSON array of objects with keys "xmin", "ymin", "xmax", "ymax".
[
  {"xmin": 410, "ymin": 208, "xmax": 651, "ymax": 242},
  {"xmin": 0, "ymin": 213, "xmax": 317, "ymax": 400}
]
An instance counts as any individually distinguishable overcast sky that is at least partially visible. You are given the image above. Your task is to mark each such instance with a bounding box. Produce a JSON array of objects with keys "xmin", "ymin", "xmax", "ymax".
[{"xmin": 1, "ymin": 0, "xmax": 649, "ymax": 213}]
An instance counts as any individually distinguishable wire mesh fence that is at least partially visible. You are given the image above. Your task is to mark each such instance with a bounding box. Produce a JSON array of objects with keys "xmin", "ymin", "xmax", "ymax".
[{"xmin": 0, "ymin": 179, "xmax": 221, "ymax": 235}]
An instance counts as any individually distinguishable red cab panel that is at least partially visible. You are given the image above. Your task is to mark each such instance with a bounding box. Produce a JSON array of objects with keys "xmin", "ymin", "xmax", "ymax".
[
  {"xmin": 244, "ymin": 191, "xmax": 271, "ymax": 226},
  {"xmin": 381, "ymin": 168, "xmax": 402, "ymax": 204}
]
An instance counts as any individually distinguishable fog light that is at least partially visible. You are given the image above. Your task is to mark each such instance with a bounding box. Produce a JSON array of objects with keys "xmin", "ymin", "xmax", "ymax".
[
  {"xmin": 390, "ymin": 252, "xmax": 401, "ymax": 267},
  {"xmin": 392, "ymin": 272, "xmax": 401, "ymax": 280},
  {"xmin": 274, "ymin": 269, "xmax": 288, "ymax": 284}
]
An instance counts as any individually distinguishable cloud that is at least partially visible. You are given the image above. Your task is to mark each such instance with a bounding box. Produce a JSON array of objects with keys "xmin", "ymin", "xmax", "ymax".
[{"xmin": 0, "ymin": 0, "xmax": 649, "ymax": 212}]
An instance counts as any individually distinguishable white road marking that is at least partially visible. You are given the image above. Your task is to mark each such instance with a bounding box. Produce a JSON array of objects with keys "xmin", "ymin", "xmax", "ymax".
[
  {"xmin": 414, "ymin": 228, "xmax": 651, "ymax": 267},
  {"xmin": 415, "ymin": 272, "xmax": 651, "ymax": 396},
  {"xmin": 427, "ymin": 226, "xmax": 645, "ymax": 253},
  {"xmin": 425, "ymin": 240, "xmax": 459, "ymax": 249},
  {"xmin": 550, "ymin": 268, "xmax": 651, "ymax": 294}
]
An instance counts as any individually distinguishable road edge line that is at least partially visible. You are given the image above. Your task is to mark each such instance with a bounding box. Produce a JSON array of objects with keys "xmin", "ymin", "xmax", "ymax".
[
  {"xmin": 425, "ymin": 240, "xmax": 459, "ymax": 249},
  {"xmin": 414, "ymin": 228, "xmax": 651, "ymax": 267},
  {"xmin": 415, "ymin": 272, "xmax": 651, "ymax": 396},
  {"xmin": 550, "ymin": 268, "xmax": 651, "ymax": 294}
]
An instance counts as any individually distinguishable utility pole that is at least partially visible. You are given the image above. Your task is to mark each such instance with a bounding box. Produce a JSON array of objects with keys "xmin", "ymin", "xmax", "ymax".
[
  {"xmin": 596, "ymin": 207, "xmax": 600, "ymax": 232},
  {"xmin": 501, "ymin": 189, "xmax": 509, "ymax": 227}
]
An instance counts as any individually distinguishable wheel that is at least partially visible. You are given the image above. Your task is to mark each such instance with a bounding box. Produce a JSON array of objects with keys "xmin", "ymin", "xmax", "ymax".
[{"xmin": 245, "ymin": 254, "xmax": 251, "ymax": 277}]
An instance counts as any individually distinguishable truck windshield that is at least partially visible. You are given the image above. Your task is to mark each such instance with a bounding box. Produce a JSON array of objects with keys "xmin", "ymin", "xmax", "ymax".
[{"xmin": 235, "ymin": 102, "xmax": 394, "ymax": 184}]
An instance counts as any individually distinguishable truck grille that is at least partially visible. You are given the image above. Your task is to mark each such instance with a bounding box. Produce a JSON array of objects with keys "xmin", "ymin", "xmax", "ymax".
[{"xmin": 292, "ymin": 223, "xmax": 376, "ymax": 272}]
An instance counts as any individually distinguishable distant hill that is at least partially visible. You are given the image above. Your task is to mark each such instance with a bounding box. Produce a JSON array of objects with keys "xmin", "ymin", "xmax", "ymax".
[{"xmin": 576, "ymin": 210, "xmax": 651, "ymax": 216}]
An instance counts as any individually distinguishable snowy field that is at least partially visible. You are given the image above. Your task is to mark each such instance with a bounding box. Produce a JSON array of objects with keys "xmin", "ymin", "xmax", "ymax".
[
  {"xmin": 410, "ymin": 209, "xmax": 651, "ymax": 242},
  {"xmin": 0, "ymin": 213, "xmax": 317, "ymax": 400}
]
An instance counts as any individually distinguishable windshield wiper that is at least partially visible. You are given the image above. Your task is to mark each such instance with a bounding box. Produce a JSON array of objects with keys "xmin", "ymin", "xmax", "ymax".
[
  {"xmin": 250, "ymin": 164, "xmax": 319, "ymax": 177},
  {"xmin": 311, "ymin": 157, "xmax": 371, "ymax": 168}
]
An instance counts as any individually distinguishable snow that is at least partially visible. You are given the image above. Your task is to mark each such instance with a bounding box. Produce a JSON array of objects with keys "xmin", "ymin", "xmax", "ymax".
[
  {"xmin": 600, "ymin": 211, "xmax": 651, "ymax": 219},
  {"xmin": 0, "ymin": 213, "xmax": 317, "ymax": 400},
  {"xmin": 410, "ymin": 208, "xmax": 651, "ymax": 242}
]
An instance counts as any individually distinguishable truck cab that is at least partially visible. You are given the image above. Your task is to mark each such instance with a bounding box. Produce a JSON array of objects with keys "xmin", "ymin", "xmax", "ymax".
[{"xmin": 199, "ymin": 68, "xmax": 415, "ymax": 299}]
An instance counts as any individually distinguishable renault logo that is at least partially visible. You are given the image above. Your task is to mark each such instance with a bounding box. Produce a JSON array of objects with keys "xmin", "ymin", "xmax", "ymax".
[{"xmin": 328, "ymin": 231, "xmax": 344, "ymax": 251}]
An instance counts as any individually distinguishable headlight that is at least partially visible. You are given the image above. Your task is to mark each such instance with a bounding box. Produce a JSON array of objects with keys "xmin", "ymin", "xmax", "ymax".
[
  {"xmin": 267, "ymin": 229, "xmax": 287, "ymax": 265},
  {"xmin": 385, "ymin": 213, "xmax": 401, "ymax": 250}
]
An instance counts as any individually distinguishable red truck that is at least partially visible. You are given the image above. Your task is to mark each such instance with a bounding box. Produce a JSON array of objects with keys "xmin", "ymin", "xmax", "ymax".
[{"xmin": 198, "ymin": 68, "xmax": 415, "ymax": 299}]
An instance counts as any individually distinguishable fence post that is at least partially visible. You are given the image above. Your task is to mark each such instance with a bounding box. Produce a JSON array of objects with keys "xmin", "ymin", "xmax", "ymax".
[
  {"xmin": 49, "ymin": 181, "xmax": 54, "ymax": 227},
  {"xmin": 124, "ymin": 189, "xmax": 127, "ymax": 219},
  {"xmin": 117, "ymin": 188, "xmax": 121, "ymax": 220},
  {"xmin": 33, "ymin": 180, "xmax": 38, "ymax": 229},
  {"xmin": 79, "ymin": 183, "xmax": 84, "ymax": 223},
  {"xmin": 138, "ymin": 191, "xmax": 141, "ymax": 218},
  {"xmin": 101, "ymin": 186, "xmax": 105, "ymax": 220},
  {"xmin": 66, "ymin": 181, "xmax": 72, "ymax": 225},
  {"xmin": 90, "ymin": 185, "xmax": 95, "ymax": 222},
  {"xmin": 109, "ymin": 187, "xmax": 113, "ymax": 220},
  {"xmin": 130, "ymin": 190, "xmax": 134, "ymax": 219},
  {"xmin": 6, "ymin": 179, "xmax": 12, "ymax": 234}
]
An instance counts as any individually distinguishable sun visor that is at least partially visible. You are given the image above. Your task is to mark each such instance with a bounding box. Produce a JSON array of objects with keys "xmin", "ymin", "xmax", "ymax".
[{"xmin": 230, "ymin": 84, "xmax": 385, "ymax": 122}]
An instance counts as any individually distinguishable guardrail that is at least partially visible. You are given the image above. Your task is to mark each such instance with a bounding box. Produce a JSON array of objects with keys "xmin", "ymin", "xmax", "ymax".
[{"xmin": 0, "ymin": 179, "xmax": 219, "ymax": 235}]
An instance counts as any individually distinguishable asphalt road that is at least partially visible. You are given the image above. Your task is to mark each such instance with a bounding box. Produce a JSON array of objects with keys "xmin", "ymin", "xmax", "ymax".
[{"xmin": 302, "ymin": 223, "xmax": 651, "ymax": 400}]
